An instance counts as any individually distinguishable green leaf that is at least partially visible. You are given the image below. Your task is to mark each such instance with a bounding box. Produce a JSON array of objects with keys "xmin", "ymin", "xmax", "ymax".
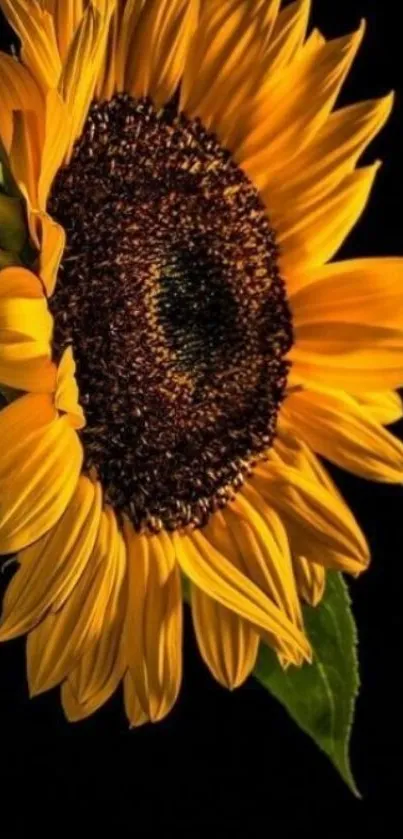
[{"xmin": 254, "ymin": 571, "xmax": 360, "ymax": 796}]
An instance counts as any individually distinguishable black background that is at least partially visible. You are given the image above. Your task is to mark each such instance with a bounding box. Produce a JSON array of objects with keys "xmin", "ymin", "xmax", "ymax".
[{"xmin": 0, "ymin": 1, "xmax": 402, "ymax": 832}]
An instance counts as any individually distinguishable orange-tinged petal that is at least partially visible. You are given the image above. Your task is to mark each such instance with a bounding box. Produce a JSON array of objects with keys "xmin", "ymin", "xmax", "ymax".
[
  {"xmin": 0, "ymin": 393, "xmax": 83, "ymax": 554},
  {"xmin": 123, "ymin": 523, "xmax": 183, "ymax": 724},
  {"xmin": 262, "ymin": 93, "xmax": 393, "ymax": 225},
  {"xmin": 47, "ymin": 0, "xmax": 85, "ymax": 62},
  {"xmin": 60, "ymin": 0, "xmax": 116, "ymax": 162},
  {"xmin": 290, "ymin": 257, "xmax": 403, "ymax": 325},
  {"xmin": 115, "ymin": 0, "xmax": 146, "ymax": 92},
  {"xmin": 0, "ymin": 52, "xmax": 43, "ymax": 153},
  {"xmin": 0, "ymin": 0, "xmax": 62, "ymax": 89},
  {"xmin": 38, "ymin": 89, "xmax": 71, "ymax": 210},
  {"xmin": 237, "ymin": 22, "xmax": 364, "ymax": 176},
  {"xmin": 277, "ymin": 163, "xmax": 379, "ymax": 273},
  {"xmin": 9, "ymin": 109, "xmax": 42, "ymax": 211},
  {"xmin": 127, "ymin": 0, "xmax": 199, "ymax": 108},
  {"xmin": 0, "ymin": 476, "xmax": 102, "ymax": 641}
]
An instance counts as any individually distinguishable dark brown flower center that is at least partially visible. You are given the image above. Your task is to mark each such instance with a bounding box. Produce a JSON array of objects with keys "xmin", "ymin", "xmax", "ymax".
[{"xmin": 48, "ymin": 93, "xmax": 292, "ymax": 532}]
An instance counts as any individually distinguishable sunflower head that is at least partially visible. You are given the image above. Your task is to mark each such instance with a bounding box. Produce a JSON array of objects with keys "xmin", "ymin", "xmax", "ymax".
[{"xmin": 0, "ymin": 0, "xmax": 402, "ymax": 738}]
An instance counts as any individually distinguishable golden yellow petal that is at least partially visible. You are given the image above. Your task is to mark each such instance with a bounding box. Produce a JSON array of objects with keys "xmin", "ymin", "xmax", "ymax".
[
  {"xmin": 115, "ymin": 0, "xmax": 146, "ymax": 92},
  {"xmin": 190, "ymin": 582, "xmax": 259, "ymax": 690},
  {"xmin": 127, "ymin": 0, "xmax": 198, "ymax": 108},
  {"xmin": 261, "ymin": 0, "xmax": 310, "ymax": 74},
  {"xmin": 283, "ymin": 385, "xmax": 403, "ymax": 483},
  {"xmin": 224, "ymin": 489, "xmax": 303, "ymax": 629},
  {"xmin": 356, "ymin": 391, "xmax": 403, "ymax": 426},
  {"xmin": 9, "ymin": 109, "xmax": 42, "ymax": 211},
  {"xmin": 173, "ymin": 527, "xmax": 311, "ymax": 665},
  {"xmin": 60, "ymin": 507, "xmax": 126, "ymax": 720},
  {"xmin": 263, "ymin": 93, "xmax": 393, "ymax": 228},
  {"xmin": 252, "ymin": 459, "xmax": 369, "ymax": 575},
  {"xmin": 123, "ymin": 523, "xmax": 183, "ymax": 723},
  {"xmin": 291, "ymin": 257, "xmax": 403, "ymax": 326},
  {"xmin": 0, "ymin": 394, "xmax": 83, "ymax": 554},
  {"xmin": 0, "ymin": 0, "xmax": 62, "ymax": 89},
  {"xmin": 292, "ymin": 555, "xmax": 326, "ymax": 607},
  {"xmin": 0, "ymin": 265, "xmax": 56, "ymax": 391},
  {"xmin": 47, "ymin": 0, "xmax": 85, "ymax": 63},
  {"xmin": 31, "ymin": 210, "xmax": 66, "ymax": 296},
  {"xmin": 180, "ymin": 0, "xmax": 253, "ymax": 121},
  {"xmin": 38, "ymin": 89, "xmax": 71, "ymax": 210},
  {"xmin": 59, "ymin": 0, "xmax": 116, "ymax": 162},
  {"xmin": 0, "ymin": 52, "xmax": 43, "ymax": 153},
  {"xmin": 55, "ymin": 346, "xmax": 86, "ymax": 430},
  {"xmin": 277, "ymin": 162, "xmax": 379, "ymax": 272},
  {"xmin": 123, "ymin": 670, "xmax": 149, "ymax": 728},
  {"xmin": 0, "ymin": 476, "xmax": 102, "ymax": 642},
  {"xmin": 237, "ymin": 21, "xmax": 364, "ymax": 177},
  {"xmin": 26, "ymin": 505, "xmax": 127, "ymax": 696}
]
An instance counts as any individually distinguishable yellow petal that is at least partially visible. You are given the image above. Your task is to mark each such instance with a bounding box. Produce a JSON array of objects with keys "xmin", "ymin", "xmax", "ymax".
[
  {"xmin": 356, "ymin": 391, "xmax": 403, "ymax": 425},
  {"xmin": 263, "ymin": 93, "xmax": 393, "ymax": 226},
  {"xmin": 190, "ymin": 582, "xmax": 259, "ymax": 689},
  {"xmin": 32, "ymin": 211, "xmax": 66, "ymax": 296},
  {"xmin": 0, "ymin": 265, "xmax": 56, "ymax": 392},
  {"xmin": 283, "ymin": 385, "xmax": 403, "ymax": 483},
  {"xmin": 260, "ymin": 0, "xmax": 310, "ymax": 74},
  {"xmin": 252, "ymin": 0, "xmax": 280, "ymax": 52},
  {"xmin": 115, "ymin": 0, "xmax": 146, "ymax": 92},
  {"xmin": 9, "ymin": 109, "xmax": 42, "ymax": 211},
  {"xmin": 180, "ymin": 0, "xmax": 253, "ymax": 122},
  {"xmin": 123, "ymin": 523, "xmax": 183, "ymax": 724},
  {"xmin": 0, "ymin": 266, "xmax": 53, "ymax": 343},
  {"xmin": 173, "ymin": 527, "xmax": 311, "ymax": 665},
  {"xmin": 237, "ymin": 22, "xmax": 364, "ymax": 179},
  {"xmin": 94, "ymin": 0, "xmax": 120, "ymax": 101},
  {"xmin": 26, "ymin": 506, "xmax": 126, "ymax": 696},
  {"xmin": 289, "ymin": 326, "xmax": 403, "ymax": 393},
  {"xmin": 252, "ymin": 459, "xmax": 369, "ymax": 575},
  {"xmin": 277, "ymin": 163, "xmax": 379, "ymax": 273},
  {"xmin": 0, "ymin": 52, "xmax": 43, "ymax": 153},
  {"xmin": 292, "ymin": 555, "xmax": 326, "ymax": 607},
  {"xmin": 224, "ymin": 488, "xmax": 303, "ymax": 628},
  {"xmin": 0, "ymin": 476, "xmax": 102, "ymax": 641},
  {"xmin": 59, "ymin": 0, "xmax": 116, "ymax": 162},
  {"xmin": 48, "ymin": 0, "xmax": 85, "ymax": 63},
  {"xmin": 0, "ymin": 0, "xmax": 62, "ymax": 89},
  {"xmin": 123, "ymin": 670, "xmax": 149, "ymax": 728},
  {"xmin": 290, "ymin": 257, "xmax": 403, "ymax": 326},
  {"xmin": 0, "ymin": 393, "xmax": 83, "ymax": 554},
  {"xmin": 272, "ymin": 427, "xmax": 357, "ymax": 586},
  {"xmin": 55, "ymin": 346, "xmax": 86, "ymax": 430},
  {"xmin": 127, "ymin": 0, "xmax": 198, "ymax": 108},
  {"xmin": 60, "ymin": 507, "xmax": 127, "ymax": 721},
  {"xmin": 38, "ymin": 89, "xmax": 71, "ymax": 210}
]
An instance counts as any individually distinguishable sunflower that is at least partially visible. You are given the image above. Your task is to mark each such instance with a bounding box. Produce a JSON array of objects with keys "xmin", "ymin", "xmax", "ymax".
[{"xmin": 0, "ymin": 0, "xmax": 402, "ymax": 726}]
